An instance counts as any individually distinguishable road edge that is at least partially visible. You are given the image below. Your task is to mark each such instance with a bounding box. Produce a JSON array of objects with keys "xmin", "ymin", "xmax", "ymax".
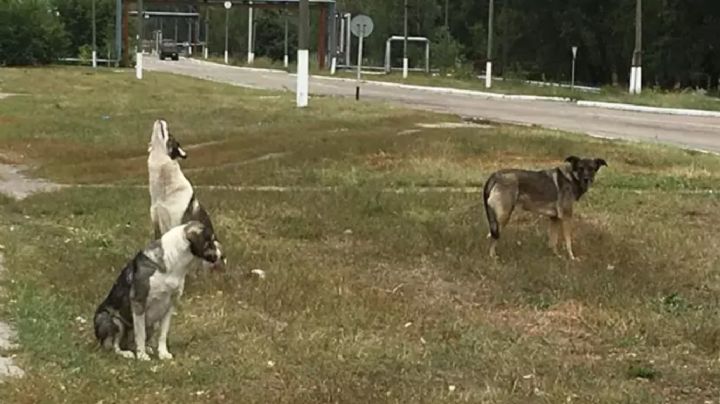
[{"xmin": 185, "ymin": 58, "xmax": 720, "ymax": 118}]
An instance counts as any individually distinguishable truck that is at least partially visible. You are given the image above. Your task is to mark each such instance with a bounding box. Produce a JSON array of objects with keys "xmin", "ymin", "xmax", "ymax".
[{"xmin": 159, "ymin": 40, "xmax": 179, "ymax": 61}]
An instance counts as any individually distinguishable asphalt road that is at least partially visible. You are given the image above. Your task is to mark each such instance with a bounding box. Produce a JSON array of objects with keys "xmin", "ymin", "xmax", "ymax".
[{"xmin": 145, "ymin": 57, "xmax": 720, "ymax": 153}]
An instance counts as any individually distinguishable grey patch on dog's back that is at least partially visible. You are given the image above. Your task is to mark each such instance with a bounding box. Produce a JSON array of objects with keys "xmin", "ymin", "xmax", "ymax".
[{"xmin": 130, "ymin": 253, "xmax": 163, "ymax": 309}]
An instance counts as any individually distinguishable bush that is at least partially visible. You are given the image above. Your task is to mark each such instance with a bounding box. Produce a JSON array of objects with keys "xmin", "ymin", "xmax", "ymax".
[
  {"xmin": 78, "ymin": 44, "xmax": 92, "ymax": 62},
  {"xmin": 0, "ymin": 0, "xmax": 69, "ymax": 66},
  {"xmin": 431, "ymin": 26, "xmax": 462, "ymax": 72}
]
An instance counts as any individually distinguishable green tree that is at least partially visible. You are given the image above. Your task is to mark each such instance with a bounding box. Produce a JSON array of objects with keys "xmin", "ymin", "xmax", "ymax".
[{"xmin": 0, "ymin": 0, "xmax": 69, "ymax": 66}]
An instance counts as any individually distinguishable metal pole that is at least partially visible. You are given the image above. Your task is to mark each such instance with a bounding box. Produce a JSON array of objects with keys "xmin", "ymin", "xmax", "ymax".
[
  {"xmin": 485, "ymin": 0, "xmax": 494, "ymax": 88},
  {"xmin": 403, "ymin": 0, "xmax": 408, "ymax": 79},
  {"xmin": 445, "ymin": 0, "xmax": 449, "ymax": 28},
  {"xmin": 297, "ymin": 0, "xmax": 310, "ymax": 107},
  {"xmin": 92, "ymin": 0, "xmax": 97, "ymax": 68},
  {"xmin": 195, "ymin": 16, "xmax": 200, "ymax": 56},
  {"xmin": 630, "ymin": 0, "xmax": 642, "ymax": 94},
  {"xmin": 339, "ymin": 16, "xmax": 345, "ymax": 64},
  {"xmin": 283, "ymin": 8, "xmax": 289, "ymax": 68},
  {"xmin": 345, "ymin": 13, "xmax": 351, "ymax": 66},
  {"xmin": 329, "ymin": 9, "xmax": 337, "ymax": 74},
  {"xmin": 425, "ymin": 40, "xmax": 430, "ymax": 73},
  {"xmin": 224, "ymin": 6, "xmax": 229, "ymax": 63},
  {"xmin": 115, "ymin": 0, "xmax": 121, "ymax": 66},
  {"xmin": 187, "ymin": 18, "xmax": 192, "ymax": 56},
  {"xmin": 571, "ymin": 57, "xmax": 576, "ymax": 91},
  {"xmin": 136, "ymin": 0, "xmax": 143, "ymax": 79},
  {"xmin": 204, "ymin": 9, "xmax": 209, "ymax": 59},
  {"xmin": 247, "ymin": 5, "xmax": 254, "ymax": 64},
  {"xmin": 356, "ymin": 27, "xmax": 364, "ymax": 100}
]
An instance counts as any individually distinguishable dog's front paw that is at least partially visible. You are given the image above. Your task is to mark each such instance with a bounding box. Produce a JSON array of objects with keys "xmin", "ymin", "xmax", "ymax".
[
  {"xmin": 117, "ymin": 350, "xmax": 135, "ymax": 359},
  {"xmin": 136, "ymin": 351, "xmax": 151, "ymax": 361},
  {"xmin": 158, "ymin": 350, "xmax": 174, "ymax": 361}
]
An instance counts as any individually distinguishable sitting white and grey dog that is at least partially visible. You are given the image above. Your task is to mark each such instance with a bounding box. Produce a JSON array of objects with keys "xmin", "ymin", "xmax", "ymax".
[
  {"xmin": 93, "ymin": 221, "xmax": 222, "ymax": 360},
  {"xmin": 147, "ymin": 119, "xmax": 225, "ymax": 270}
]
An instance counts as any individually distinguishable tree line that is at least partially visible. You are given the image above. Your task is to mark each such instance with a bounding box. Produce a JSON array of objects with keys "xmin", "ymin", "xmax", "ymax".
[{"xmin": 2, "ymin": 0, "xmax": 719, "ymax": 91}]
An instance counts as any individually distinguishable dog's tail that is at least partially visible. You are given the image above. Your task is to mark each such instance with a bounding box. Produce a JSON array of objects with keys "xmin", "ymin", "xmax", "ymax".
[
  {"xmin": 93, "ymin": 308, "xmax": 118, "ymax": 347},
  {"xmin": 483, "ymin": 174, "xmax": 500, "ymax": 240}
]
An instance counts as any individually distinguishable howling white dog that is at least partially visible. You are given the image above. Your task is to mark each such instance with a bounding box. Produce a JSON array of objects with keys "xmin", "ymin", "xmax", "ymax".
[{"xmin": 147, "ymin": 119, "xmax": 225, "ymax": 269}]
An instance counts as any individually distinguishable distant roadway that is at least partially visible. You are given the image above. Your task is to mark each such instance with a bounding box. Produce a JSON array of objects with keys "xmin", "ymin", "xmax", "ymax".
[{"xmin": 145, "ymin": 57, "xmax": 720, "ymax": 153}]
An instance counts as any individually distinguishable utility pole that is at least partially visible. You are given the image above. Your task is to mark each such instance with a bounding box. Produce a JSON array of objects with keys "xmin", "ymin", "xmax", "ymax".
[
  {"xmin": 297, "ymin": 0, "xmax": 310, "ymax": 107},
  {"xmin": 283, "ymin": 7, "xmax": 289, "ymax": 68},
  {"xmin": 224, "ymin": 2, "xmax": 231, "ymax": 64},
  {"xmin": 485, "ymin": 0, "xmax": 494, "ymax": 88},
  {"xmin": 204, "ymin": 8, "xmax": 209, "ymax": 59},
  {"xmin": 571, "ymin": 46, "xmax": 578, "ymax": 91},
  {"xmin": 247, "ymin": 4, "xmax": 254, "ymax": 64},
  {"xmin": 136, "ymin": 0, "xmax": 143, "ymax": 79},
  {"xmin": 629, "ymin": 0, "xmax": 642, "ymax": 94},
  {"xmin": 403, "ymin": 0, "xmax": 408, "ymax": 79},
  {"xmin": 444, "ymin": 0, "xmax": 449, "ymax": 29},
  {"xmin": 92, "ymin": 0, "xmax": 97, "ymax": 68}
]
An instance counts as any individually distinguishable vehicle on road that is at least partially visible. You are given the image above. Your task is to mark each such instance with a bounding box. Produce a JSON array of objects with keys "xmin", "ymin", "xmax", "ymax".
[{"xmin": 159, "ymin": 40, "xmax": 179, "ymax": 61}]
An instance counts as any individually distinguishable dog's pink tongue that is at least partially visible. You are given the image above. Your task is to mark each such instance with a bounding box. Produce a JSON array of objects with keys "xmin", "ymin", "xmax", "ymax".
[{"xmin": 210, "ymin": 260, "xmax": 226, "ymax": 272}]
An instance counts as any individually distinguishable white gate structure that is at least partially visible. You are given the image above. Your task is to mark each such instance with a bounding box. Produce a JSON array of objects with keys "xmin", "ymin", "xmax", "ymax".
[{"xmin": 384, "ymin": 36, "xmax": 430, "ymax": 74}]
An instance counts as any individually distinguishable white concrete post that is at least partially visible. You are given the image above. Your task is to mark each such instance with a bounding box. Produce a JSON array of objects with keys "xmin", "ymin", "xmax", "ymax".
[{"xmin": 485, "ymin": 61, "xmax": 492, "ymax": 88}]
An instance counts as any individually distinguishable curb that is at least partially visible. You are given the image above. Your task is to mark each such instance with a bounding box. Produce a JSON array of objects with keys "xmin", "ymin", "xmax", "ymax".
[
  {"xmin": 186, "ymin": 58, "xmax": 570, "ymax": 103},
  {"xmin": 185, "ymin": 58, "xmax": 720, "ymax": 118},
  {"xmin": 575, "ymin": 100, "xmax": 720, "ymax": 118}
]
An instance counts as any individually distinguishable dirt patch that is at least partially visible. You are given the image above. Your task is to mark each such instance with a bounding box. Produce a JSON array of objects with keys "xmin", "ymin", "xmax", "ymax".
[
  {"xmin": 0, "ymin": 254, "xmax": 23, "ymax": 382},
  {"xmin": 0, "ymin": 163, "xmax": 62, "ymax": 200},
  {"xmin": 487, "ymin": 300, "xmax": 601, "ymax": 350},
  {"xmin": 184, "ymin": 151, "xmax": 290, "ymax": 174},
  {"xmin": 416, "ymin": 122, "xmax": 492, "ymax": 129}
]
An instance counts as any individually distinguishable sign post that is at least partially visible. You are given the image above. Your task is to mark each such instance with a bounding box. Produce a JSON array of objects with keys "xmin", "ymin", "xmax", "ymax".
[
  {"xmin": 224, "ymin": 1, "xmax": 231, "ymax": 64},
  {"xmin": 571, "ymin": 46, "xmax": 578, "ymax": 91},
  {"xmin": 350, "ymin": 14, "xmax": 374, "ymax": 101}
]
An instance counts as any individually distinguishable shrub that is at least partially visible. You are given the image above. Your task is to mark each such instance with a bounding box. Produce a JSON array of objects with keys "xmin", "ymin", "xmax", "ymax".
[{"xmin": 0, "ymin": 0, "xmax": 69, "ymax": 66}]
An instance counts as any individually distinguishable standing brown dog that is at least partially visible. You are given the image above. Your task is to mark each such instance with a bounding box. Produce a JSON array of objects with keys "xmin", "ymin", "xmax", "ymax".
[{"xmin": 482, "ymin": 156, "xmax": 607, "ymax": 260}]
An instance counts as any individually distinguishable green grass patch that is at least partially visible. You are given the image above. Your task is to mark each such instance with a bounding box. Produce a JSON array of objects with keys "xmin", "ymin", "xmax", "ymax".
[{"xmin": 0, "ymin": 67, "xmax": 719, "ymax": 403}]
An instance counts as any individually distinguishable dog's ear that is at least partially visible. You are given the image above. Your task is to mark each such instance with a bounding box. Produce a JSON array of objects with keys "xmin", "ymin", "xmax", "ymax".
[
  {"xmin": 595, "ymin": 158, "xmax": 607, "ymax": 169},
  {"xmin": 565, "ymin": 156, "xmax": 581, "ymax": 167},
  {"xmin": 173, "ymin": 145, "xmax": 187, "ymax": 159}
]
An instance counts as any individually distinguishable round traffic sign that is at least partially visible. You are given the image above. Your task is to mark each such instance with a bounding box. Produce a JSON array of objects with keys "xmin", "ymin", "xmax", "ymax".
[
  {"xmin": 350, "ymin": 14, "xmax": 374, "ymax": 38},
  {"xmin": 224, "ymin": 1, "xmax": 232, "ymax": 9}
]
